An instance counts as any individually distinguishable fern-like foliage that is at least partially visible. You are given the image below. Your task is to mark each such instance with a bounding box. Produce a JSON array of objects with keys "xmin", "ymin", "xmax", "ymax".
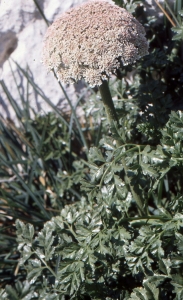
[{"xmin": 1, "ymin": 111, "xmax": 183, "ymax": 299}]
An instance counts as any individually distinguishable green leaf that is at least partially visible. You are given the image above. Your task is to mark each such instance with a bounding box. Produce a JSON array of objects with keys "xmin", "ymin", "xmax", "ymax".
[
  {"xmin": 172, "ymin": 26, "xmax": 183, "ymax": 41},
  {"xmin": 89, "ymin": 147, "xmax": 105, "ymax": 163},
  {"xmin": 58, "ymin": 260, "xmax": 85, "ymax": 295},
  {"xmin": 19, "ymin": 245, "xmax": 33, "ymax": 265},
  {"xmin": 27, "ymin": 266, "xmax": 42, "ymax": 284},
  {"xmin": 171, "ymin": 274, "xmax": 183, "ymax": 300},
  {"xmin": 143, "ymin": 281, "xmax": 159, "ymax": 300},
  {"xmin": 4, "ymin": 286, "xmax": 19, "ymax": 300}
]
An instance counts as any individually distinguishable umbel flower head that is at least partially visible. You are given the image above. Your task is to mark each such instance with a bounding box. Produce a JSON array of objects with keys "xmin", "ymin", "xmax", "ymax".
[{"xmin": 42, "ymin": 0, "xmax": 148, "ymax": 87}]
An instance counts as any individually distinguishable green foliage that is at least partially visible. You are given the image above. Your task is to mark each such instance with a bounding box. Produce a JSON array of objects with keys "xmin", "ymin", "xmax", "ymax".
[
  {"xmin": 2, "ymin": 179, "xmax": 183, "ymax": 299},
  {"xmin": 113, "ymin": 0, "xmax": 140, "ymax": 13},
  {"xmin": 2, "ymin": 108, "xmax": 183, "ymax": 298},
  {"xmin": 0, "ymin": 84, "xmax": 88, "ymax": 285},
  {"xmin": 1, "ymin": 0, "xmax": 183, "ymax": 298}
]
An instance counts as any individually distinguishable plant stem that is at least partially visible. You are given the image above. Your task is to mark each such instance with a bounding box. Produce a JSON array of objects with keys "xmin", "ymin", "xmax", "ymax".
[
  {"xmin": 99, "ymin": 80, "xmax": 119, "ymax": 124},
  {"xmin": 99, "ymin": 80, "xmax": 145, "ymax": 216},
  {"xmin": 118, "ymin": 215, "xmax": 171, "ymax": 224}
]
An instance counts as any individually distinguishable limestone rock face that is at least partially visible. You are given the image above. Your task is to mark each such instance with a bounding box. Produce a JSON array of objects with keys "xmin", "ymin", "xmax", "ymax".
[{"xmin": 0, "ymin": 0, "xmax": 87, "ymax": 121}]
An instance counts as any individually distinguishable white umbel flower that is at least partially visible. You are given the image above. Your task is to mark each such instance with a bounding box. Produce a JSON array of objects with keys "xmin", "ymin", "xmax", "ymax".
[{"xmin": 42, "ymin": 0, "xmax": 148, "ymax": 87}]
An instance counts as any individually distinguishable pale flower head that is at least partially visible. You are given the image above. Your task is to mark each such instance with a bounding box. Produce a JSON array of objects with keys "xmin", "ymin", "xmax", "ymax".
[{"xmin": 42, "ymin": 0, "xmax": 148, "ymax": 87}]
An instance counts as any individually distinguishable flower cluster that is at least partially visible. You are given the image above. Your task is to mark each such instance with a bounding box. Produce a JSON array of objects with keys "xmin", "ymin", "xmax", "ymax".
[{"xmin": 42, "ymin": 0, "xmax": 148, "ymax": 87}]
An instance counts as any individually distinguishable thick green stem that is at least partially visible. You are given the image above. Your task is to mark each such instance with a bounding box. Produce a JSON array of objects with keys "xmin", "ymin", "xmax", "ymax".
[
  {"xmin": 99, "ymin": 80, "xmax": 119, "ymax": 124},
  {"xmin": 99, "ymin": 80, "xmax": 145, "ymax": 216}
]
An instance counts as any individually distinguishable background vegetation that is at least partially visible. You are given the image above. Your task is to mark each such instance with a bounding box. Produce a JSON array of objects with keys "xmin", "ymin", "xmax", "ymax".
[{"xmin": 0, "ymin": 0, "xmax": 183, "ymax": 299}]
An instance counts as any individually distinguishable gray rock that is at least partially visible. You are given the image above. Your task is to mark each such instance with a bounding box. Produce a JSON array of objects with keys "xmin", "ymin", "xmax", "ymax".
[{"xmin": 0, "ymin": 0, "xmax": 87, "ymax": 121}]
